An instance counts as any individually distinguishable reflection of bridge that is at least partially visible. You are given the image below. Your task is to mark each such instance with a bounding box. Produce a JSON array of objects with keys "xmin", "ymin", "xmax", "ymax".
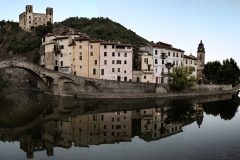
[{"xmin": 0, "ymin": 60, "xmax": 167, "ymax": 96}]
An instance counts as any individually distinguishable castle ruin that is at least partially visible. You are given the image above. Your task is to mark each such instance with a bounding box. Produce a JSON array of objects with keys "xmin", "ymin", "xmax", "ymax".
[{"xmin": 19, "ymin": 5, "xmax": 53, "ymax": 31}]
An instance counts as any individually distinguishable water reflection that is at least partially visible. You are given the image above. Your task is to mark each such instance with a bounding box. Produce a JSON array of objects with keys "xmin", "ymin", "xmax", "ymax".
[{"xmin": 0, "ymin": 88, "xmax": 239, "ymax": 159}]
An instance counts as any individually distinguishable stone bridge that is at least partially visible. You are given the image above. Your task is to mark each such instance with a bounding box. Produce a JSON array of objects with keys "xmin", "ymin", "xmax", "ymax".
[{"xmin": 0, "ymin": 60, "xmax": 168, "ymax": 96}]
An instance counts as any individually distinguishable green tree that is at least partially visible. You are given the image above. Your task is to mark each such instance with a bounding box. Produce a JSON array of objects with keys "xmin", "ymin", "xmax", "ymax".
[
  {"xmin": 32, "ymin": 48, "xmax": 40, "ymax": 64},
  {"xmin": 168, "ymin": 66, "xmax": 197, "ymax": 90},
  {"xmin": 203, "ymin": 61, "xmax": 222, "ymax": 83},
  {"xmin": 221, "ymin": 58, "xmax": 240, "ymax": 86}
]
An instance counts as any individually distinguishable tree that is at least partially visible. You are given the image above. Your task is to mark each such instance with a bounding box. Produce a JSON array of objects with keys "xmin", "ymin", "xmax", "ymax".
[
  {"xmin": 168, "ymin": 66, "xmax": 197, "ymax": 90},
  {"xmin": 221, "ymin": 58, "xmax": 240, "ymax": 86},
  {"xmin": 203, "ymin": 61, "xmax": 222, "ymax": 83}
]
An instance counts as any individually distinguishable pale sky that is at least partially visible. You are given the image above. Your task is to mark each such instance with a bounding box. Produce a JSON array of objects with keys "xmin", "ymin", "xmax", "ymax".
[{"xmin": 1, "ymin": 0, "xmax": 240, "ymax": 65}]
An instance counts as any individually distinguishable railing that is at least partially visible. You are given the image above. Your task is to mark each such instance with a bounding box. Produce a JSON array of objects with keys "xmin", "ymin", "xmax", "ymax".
[
  {"xmin": 161, "ymin": 72, "xmax": 169, "ymax": 76},
  {"xmin": 53, "ymin": 48, "xmax": 61, "ymax": 52}
]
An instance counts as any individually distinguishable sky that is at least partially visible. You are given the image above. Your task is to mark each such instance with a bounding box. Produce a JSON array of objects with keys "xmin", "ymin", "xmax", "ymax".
[{"xmin": 1, "ymin": 0, "xmax": 240, "ymax": 65}]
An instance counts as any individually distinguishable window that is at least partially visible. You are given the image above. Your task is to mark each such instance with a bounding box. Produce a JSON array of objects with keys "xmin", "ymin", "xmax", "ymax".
[
  {"xmin": 101, "ymin": 69, "xmax": 104, "ymax": 75},
  {"xmin": 101, "ymin": 115, "xmax": 104, "ymax": 121},
  {"xmin": 104, "ymin": 52, "xmax": 107, "ymax": 56},
  {"xmin": 112, "ymin": 68, "xmax": 115, "ymax": 72},
  {"xmin": 60, "ymin": 53, "xmax": 63, "ymax": 57},
  {"xmin": 124, "ymin": 77, "xmax": 127, "ymax": 81},
  {"xmin": 186, "ymin": 59, "xmax": 188, "ymax": 64},
  {"xmin": 80, "ymin": 66, "xmax": 82, "ymax": 70},
  {"xmin": 79, "ymin": 52, "xmax": 82, "ymax": 60},
  {"xmin": 155, "ymin": 50, "xmax": 158, "ymax": 55},
  {"xmin": 118, "ymin": 53, "xmax": 120, "ymax": 57},
  {"xmin": 162, "ymin": 68, "xmax": 164, "ymax": 73},
  {"xmin": 155, "ymin": 59, "xmax": 158, "ymax": 64},
  {"xmin": 173, "ymin": 61, "xmax": 175, "ymax": 65},
  {"xmin": 104, "ymin": 45, "xmax": 107, "ymax": 49},
  {"xmin": 112, "ymin": 60, "xmax": 115, "ymax": 64},
  {"xmin": 144, "ymin": 76, "xmax": 146, "ymax": 79},
  {"xmin": 74, "ymin": 71, "xmax": 76, "ymax": 75},
  {"xmin": 168, "ymin": 52, "xmax": 170, "ymax": 56},
  {"xmin": 112, "ymin": 52, "xmax": 115, "ymax": 56},
  {"xmin": 118, "ymin": 68, "xmax": 120, "ymax": 72},
  {"xmin": 29, "ymin": 21, "xmax": 31, "ymax": 24},
  {"xmin": 112, "ymin": 45, "xmax": 114, "ymax": 49},
  {"xmin": 117, "ymin": 118, "xmax": 120, "ymax": 122},
  {"xmin": 55, "ymin": 60, "xmax": 58, "ymax": 66},
  {"xmin": 94, "ymin": 60, "xmax": 97, "ymax": 65},
  {"xmin": 200, "ymin": 54, "xmax": 202, "ymax": 60},
  {"xmin": 60, "ymin": 61, "xmax": 63, "ymax": 66},
  {"xmin": 112, "ymin": 118, "xmax": 114, "ymax": 122},
  {"xmin": 29, "ymin": 16, "xmax": 31, "ymax": 19},
  {"xmin": 116, "ymin": 125, "xmax": 121, "ymax": 129},
  {"xmin": 93, "ymin": 68, "xmax": 96, "ymax": 75},
  {"xmin": 181, "ymin": 54, "xmax": 183, "ymax": 58},
  {"xmin": 155, "ymin": 68, "xmax": 157, "ymax": 73},
  {"xmin": 176, "ymin": 61, "xmax": 178, "ymax": 65},
  {"xmin": 104, "ymin": 60, "xmax": 107, "ymax": 65},
  {"xmin": 162, "ymin": 60, "xmax": 164, "ymax": 64},
  {"xmin": 144, "ymin": 58, "xmax": 148, "ymax": 64},
  {"xmin": 79, "ymin": 45, "xmax": 82, "ymax": 49},
  {"xmin": 177, "ymin": 53, "xmax": 178, "ymax": 57},
  {"xmin": 90, "ymin": 52, "xmax": 93, "ymax": 56},
  {"xmin": 173, "ymin": 52, "xmax": 175, "ymax": 57},
  {"xmin": 117, "ymin": 60, "xmax": 121, "ymax": 64},
  {"xmin": 104, "ymin": 125, "xmax": 106, "ymax": 129},
  {"xmin": 124, "ymin": 70, "xmax": 126, "ymax": 73},
  {"xmin": 191, "ymin": 60, "xmax": 192, "ymax": 64},
  {"xmin": 90, "ymin": 45, "xmax": 93, "ymax": 49},
  {"xmin": 60, "ymin": 45, "xmax": 64, "ymax": 49},
  {"xmin": 124, "ymin": 53, "xmax": 127, "ymax": 57},
  {"xmin": 73, "ymin": 58, "xmax": 75, "ymax": 61},
  {"xmin": 124, "ymin": 60, "xmax": 127, "ymax": 64}
]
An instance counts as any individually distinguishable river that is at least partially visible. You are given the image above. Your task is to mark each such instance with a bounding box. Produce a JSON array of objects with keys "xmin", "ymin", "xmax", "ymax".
[{"xmin": 0, "ymin": 87, "xmax": 240, "ymax": 160}]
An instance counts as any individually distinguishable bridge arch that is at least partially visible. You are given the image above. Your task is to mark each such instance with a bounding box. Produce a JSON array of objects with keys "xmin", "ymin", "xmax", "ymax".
[{"xmin": 0, "ymin": 61, "xmax": 53, "ymax": 94}]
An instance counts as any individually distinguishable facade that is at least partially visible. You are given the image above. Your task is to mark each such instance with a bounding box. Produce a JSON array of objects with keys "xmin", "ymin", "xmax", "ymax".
[
  {"xmin": 132, "ymin": 49, "xmax": 153, "ymax": 83},
  {"xmin": 183, "ymin": 54, "xmax": 198, "ymax": 78},
  {"xmin": 99, "ymin": 42, "xmax": 133, "ymax": 81},
  {"xmin": 19, "ymin": 5, "xmax": 53, "ymax": 31},
  {"xmin": 140, "ymin": 42, "xmax": 184, "ymax": 84}
]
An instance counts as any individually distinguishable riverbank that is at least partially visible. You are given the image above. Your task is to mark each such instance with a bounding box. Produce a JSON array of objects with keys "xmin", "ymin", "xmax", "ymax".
[{"xmin": 63, "ymin": 85, "xmax": 239, "ymax": 99}]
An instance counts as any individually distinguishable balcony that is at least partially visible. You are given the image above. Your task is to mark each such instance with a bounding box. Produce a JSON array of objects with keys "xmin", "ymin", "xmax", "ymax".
[
  {"xmin": 53, "ymin": 47, "xmax": 61, "ymax": 53},
  {"xmin": 160, "ymin": 53, "xmax": 168, "ymax": 59},
  {"xmin": 142, "ymin": 69, "xmax": 154, "ymax": 74},
  {"xmin": 161, "ymin": 72, "xmax": 169, "ymax": 76}
]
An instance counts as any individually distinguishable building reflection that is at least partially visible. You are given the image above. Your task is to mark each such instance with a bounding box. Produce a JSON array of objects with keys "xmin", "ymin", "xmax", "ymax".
[{"xmin": 17, "ymin": 102, "xmax": 205, "ymax": 159}]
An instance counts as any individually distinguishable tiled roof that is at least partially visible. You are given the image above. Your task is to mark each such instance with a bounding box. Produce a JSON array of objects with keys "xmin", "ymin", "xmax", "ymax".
[
  {"xmin": 184, "ymin": 54, "xmax": 198, "ymax": 60},
  {"xmin": 148, "ymin": 41, "xmax": 184, "ymax": 52}
]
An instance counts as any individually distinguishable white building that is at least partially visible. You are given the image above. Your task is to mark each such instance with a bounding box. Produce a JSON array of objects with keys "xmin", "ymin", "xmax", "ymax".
[
  {"xmin": 140, "ymin": 42, "xmax": 184, "ymax": 83},
  {"xmin": 100, "ymin": 42, "xmax": 133, "ymax": 82}
]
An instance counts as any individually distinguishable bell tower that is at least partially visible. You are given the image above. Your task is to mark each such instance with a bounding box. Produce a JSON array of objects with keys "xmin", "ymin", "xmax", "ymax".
[{"xmin": 197, "ymin": 40, "xmax": 205, "ymax": 81}]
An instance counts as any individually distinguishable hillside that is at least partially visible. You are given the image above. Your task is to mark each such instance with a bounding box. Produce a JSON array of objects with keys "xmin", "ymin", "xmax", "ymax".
[
  {"xmin": 0, "ymin": 20, "xmax": 53, "ymax": 62},
  {"xmin": 54, "ymin": 17, "xmax": 148, "ymax": 47}
]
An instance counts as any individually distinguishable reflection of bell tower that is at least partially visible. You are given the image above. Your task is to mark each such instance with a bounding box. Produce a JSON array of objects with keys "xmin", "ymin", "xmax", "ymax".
[
  {"xmin": 197, "ymin": 40, "xmax": 206, "ymax": 81},
  {"xmin": 196, "ymin": 103, "xmax": 204, "ymax": 128}
]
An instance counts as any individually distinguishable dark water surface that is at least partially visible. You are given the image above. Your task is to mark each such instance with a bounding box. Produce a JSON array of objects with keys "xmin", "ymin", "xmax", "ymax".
[{"xmin": 0, "ymin": 88, "xmax": 240, "ymax": 160}]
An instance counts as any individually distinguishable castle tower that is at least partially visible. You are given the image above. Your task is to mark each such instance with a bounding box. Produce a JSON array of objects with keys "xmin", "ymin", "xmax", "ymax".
[
  {"xmin": 197, "ymin": 40, "xmax": 205, "ymax": 81},
  {"xmin": 46, "ymin": 7, "xmax": 53, "ymax": 24},
  {"xmin": 25, "ymin": 5, "xmax": 34, "ymax": 30}
]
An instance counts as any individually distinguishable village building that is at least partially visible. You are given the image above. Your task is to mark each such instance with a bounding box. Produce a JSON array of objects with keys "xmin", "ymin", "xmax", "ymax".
[
  {"xmin": 140, "ymin": 42, "xmax": 184, "ymax": 84},
  {"xmin": 132, "ymin": 49, "xmax": 153, "ymax": 83},
  {"xmin": 19, "ymin": 5, "xmax": 53, "ymax": 31},
  {"xmin": 99, "ymin": 42, "xmax": 133, "ymax": 82},
  {"xmin": 183, "ymin": 54, "xmax": 198, "ymax": 78}
]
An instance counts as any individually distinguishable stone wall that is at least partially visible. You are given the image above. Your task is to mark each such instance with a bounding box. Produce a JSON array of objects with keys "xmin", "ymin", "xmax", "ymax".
[{"xmin": 191, "ymin": 84, "xmax": 232, "ymax": 91}]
